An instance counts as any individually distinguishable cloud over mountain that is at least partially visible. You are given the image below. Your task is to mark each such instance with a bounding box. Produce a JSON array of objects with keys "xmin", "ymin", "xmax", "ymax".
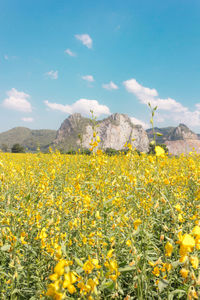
[
  {"xmin": 44, "ymin": 99, "xmax": 110, "ymax": 117},
  {"xmin": 2, "ymin": 88, "xmax": 32, "ymax": 112},
  {"xmin": 124, "ymin": 78, "xmax": 200, "ymax": 128}
]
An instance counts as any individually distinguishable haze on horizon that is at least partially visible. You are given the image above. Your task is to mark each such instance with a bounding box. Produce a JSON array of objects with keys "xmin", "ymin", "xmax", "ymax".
[{"xmin": 1, "ymin": 0, "xmax": 200, "ymax": 132}]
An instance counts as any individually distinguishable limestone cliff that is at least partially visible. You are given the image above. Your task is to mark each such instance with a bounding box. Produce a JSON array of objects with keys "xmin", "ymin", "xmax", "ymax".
[
  {"xmin": 146, "ymin": 123, "xmax": 200, "ymax": 155},
  {"xmin": 165, "ymin": 124, "xmax": 200, "ymax": 154},
  {"xmin": 168, "ymin": 124, "xmax": 198, "ymax": 141},
  {"xmin": 55, "ymin": 113, "xmax": 149, "ymax": 152}
]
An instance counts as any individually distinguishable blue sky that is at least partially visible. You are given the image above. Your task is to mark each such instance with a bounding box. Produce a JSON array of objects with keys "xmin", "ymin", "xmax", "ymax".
[{"xmin": 1, "ymin": 0, "xmax": 200, "ymax": 132}]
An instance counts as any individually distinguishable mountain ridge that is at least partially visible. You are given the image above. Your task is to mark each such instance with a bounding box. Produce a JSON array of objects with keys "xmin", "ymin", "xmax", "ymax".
[{"xmin": 0, "ymin": 114, "xmax": 200, "ymax": 154}]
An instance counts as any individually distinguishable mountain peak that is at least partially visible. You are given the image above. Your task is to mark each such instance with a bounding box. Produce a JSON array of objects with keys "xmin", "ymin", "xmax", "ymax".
[
  {"xmin": 68, "ymin": 113, "xmax": 82, "ymax": 120},
  {"xmin": 168, "ymin": 124, "xmax": 197, "ymax": 141},
  {"xmin": 178, "ymin": 123, "xmax": 188, "ymax": 128}
]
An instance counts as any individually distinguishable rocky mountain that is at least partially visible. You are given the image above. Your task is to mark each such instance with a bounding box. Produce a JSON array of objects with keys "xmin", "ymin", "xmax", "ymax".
[
  {"xmin": 146, "ymin": 123, "xmax": 200, "ymax": 155},
  {"xmin": 146, "ymin": 126, "xmax": 175, "ymax": 144},
  {"xmin": 0, "ymin": 127, "xmax": 57, "ymax": 152},
  {"xmin": 1, "ymin": 114, "xmax": 200, "ymax": 155},
  {"xmin": 55, "ymin": 113, "xmax": 149, "ymax": 152},
  {"xmin": 168, "ymin": 123, "xmax": 198, "ymax": 140}
]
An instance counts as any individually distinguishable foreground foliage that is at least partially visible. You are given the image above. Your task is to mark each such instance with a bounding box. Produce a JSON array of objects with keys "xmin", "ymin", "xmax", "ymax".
[{"xmin": 0, "ymin": 150, "xmax": 199, "ymax": 299}]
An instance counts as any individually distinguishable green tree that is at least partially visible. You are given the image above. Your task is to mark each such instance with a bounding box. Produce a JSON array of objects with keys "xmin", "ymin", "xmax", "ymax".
[
  {"xmin": 11, "ymin": 144, "xmax": 25, "ymax": 153},
  {"xmin": 1, "ymin": 144, "xmax": 8, "ymax": 152}
]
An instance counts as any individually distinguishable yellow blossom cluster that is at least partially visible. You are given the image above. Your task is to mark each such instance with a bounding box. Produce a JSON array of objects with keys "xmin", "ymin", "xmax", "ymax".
[{"xmin": 0, "ymin": 150, "xmax": 199, "ymax": 299}]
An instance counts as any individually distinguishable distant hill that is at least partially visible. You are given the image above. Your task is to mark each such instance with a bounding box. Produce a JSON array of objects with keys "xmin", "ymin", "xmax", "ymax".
[
  {"xmin": 146, "ymin": 126, "xmax": 175, "ymax": 143},
  {"xmin": 1, "ymin": 115, "xmax": 200, "ymax": 155},
  {"xmin": 0, "ymin": 127, "xmax": 56, "ymax": 152},
  {"xmin": 146, "ymin": 124, "xmax": 200, "ymax": 155}
]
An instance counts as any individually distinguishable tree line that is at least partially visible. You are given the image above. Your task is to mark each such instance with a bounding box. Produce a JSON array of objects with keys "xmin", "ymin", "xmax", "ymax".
[
  {"xmin": 0, "ymin": 143, "xmax": 168, "ymax": 155},
  {"xmin": 1, "ymin": 143, "xmax": 25, "ymax": 153}
]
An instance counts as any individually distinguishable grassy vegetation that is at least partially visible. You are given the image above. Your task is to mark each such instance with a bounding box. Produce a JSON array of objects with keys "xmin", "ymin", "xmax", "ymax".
[
  {"xmin": 0, "ymin": 127, "xmax": 56, "ymax": 152},
  {"xmin": 0, "ymin": 145, "xmax": 199, "ymax": 299}
]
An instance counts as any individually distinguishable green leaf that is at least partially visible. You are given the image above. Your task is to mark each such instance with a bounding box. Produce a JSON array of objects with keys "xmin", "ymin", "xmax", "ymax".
[
  {"xmin": 119, "ymin": 265, "xmax": 135, "ymax": 273},
  {"xmin": 74, "ymin": 257, "xmax": 84, "ymax": 267},
  {"xmin": 158, "ymin": 278, "xmax": 168, "ymax": 292},
  {"xmin": 171, "ymin": 260, "xmax": 180, "ymax": 268},
  {"xmin": 11, "ymin": 288, "xmax": 20, "ymax": 295},
  {"xmin": 156, "ymin": 132, "xmax": 163, "ymax": 136},
  {"xmin": 168, "ymin": 289, "xmax": 186, "ymax": 300},
  {"xmin": 101, "ymin": 280, "xmax": 114, "ymax": 291},
  {"xmin": 1, "ymin": 244, "xmax": 11, "ymax": 251}
]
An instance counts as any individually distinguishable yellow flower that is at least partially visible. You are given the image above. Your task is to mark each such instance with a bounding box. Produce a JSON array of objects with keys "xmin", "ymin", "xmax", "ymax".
[
  {"xmin": 179, "ymin": 255, "xmax": 188, "ymax": 263},
  {"xmin": 86, "ymin": 278, "xmax": 99, "ymax": 291},
  {"xmin": 49, "ymin": 273, "xmax": 58, "ymax": 281},
  {"xmin": 109, "ymin": 260, "xmax": 118, "ymax": 272},
  {"xmin": 55, "ymin": 246, "xmax": 62, "ymax": 259},
  {"xmin": 192, "ymin": 226, "xmax": 200, "ymax": 237},
  {"xmin": 165, "ymin": 263, "xmax": 172, "ymax": 272},
  {"xmin": 155, "ymin": 146, "xmax": 165, "ymax": 157},
  {"xmin": 174, "ymin": 204, "xmax": 181, "ymax": 212},
  {"xmin": 95, "ymin": 211, "xmax": 101, "ymax": 219},
  {"xmin": 178, "ymin": 213, "xmax": 184, "ymax": 223},
  {"xmin": 47, "ymin": 281, "xmax": 60, "ymax": 294},
  {"xmin": 180, "ymin": 268, "xmax": 189, "ymax": 279},
  {"xmin": 63, "ymin": 272, "xmax": 77, "ymax": 294},
  {"xmin": 165, "ymin": 242, "xmax": 173, "ymax": 257},
  {"xmin": 107, "ymin": 249, "xmax": 114, "ymax": 258},
  {"xmin": 190, "ymin": 256, "xmax": 199, "ymax": 269},
  {"xmin": 91, "ymin": 258, "xmax": 101, "ymax": 269},
  {"xmin": 63, "ymin": 272, "xmax": 77, "ymax": 285},
  {"xmin": 54, "ymin": 292, "xmax": 63, "ymax": 300},
  {"xmin": 152, "ymin": 266, "xmax": 160, "ymax": 277},
  {"xmin": 83, "ymin": 259, "xmax": 94, "ymax": 274},
  {"xmin": 96, "ymin": 136, "xmax": 101, "ymax": 143},
  {"xmin": 179, "ymin": 234, "xmax": 196, "ymax": 262},
  {"xmin": 67, "ymin": 284, "xmax": 76, "ymax": 294},
  {"xmin": 126, "ymin": 239, "xmax": 132, "ymax": 247},
  {"xmin": 39, "ymin": 227, "xmax": 47, "ymax": 239},
  {"xmin": 133, "ymin": 219, "xmax": 142, "ymax": 230},
  {"xmin": 20, "ymin": 235, "xmax": 27, "ymax": 245},
  {"xmin": 54, "ymin": 260, "xmax": 66, "ymax": 276},
  {"xmin": 181, "ymin": 234, "xmax": 195, "ymax": 250}
]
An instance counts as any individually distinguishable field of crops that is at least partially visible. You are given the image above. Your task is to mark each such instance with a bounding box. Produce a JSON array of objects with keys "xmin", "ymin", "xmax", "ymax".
[{"xmin": 0, "ymin": 149, "xmax": 199, "ymax": 299}]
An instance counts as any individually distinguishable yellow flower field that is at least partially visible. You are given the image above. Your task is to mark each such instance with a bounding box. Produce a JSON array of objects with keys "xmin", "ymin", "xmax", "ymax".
[{"xmin": 0, "ymin": 150, "xmax": 199, "ymax": 299}]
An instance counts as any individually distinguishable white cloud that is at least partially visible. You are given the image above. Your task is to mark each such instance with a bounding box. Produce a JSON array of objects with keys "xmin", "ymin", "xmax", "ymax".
[
  {"xmin": 124, "ymin": 77, "xmax": 200, "ymax": 128},
  {"xmin": 102, "ymin": 81, "xmax": 118, "ymax": 90},
  {"xmin": 123, "ymin": 78, "xmax": 187, "ymax": 112},
  {"xmin": 44, "ymin": 99, "xmax": 110, "ymax": 117},
  {"xmin": 4, "ymin": 55, "xmax": 8, "ymax": 60},
  {"xmin": 195, "ymin": 103, "xmax": 200, "ymax": 110},
  {"xmin": 2, "ymin": 88, "xmax": 32, "ymax": 112},
  {"xmin": 154, "ymin": 113, "xmax": 165, "ymax": 123},
  {"xmin": 75, "ymin": 34, "xmax": 92, "ymax": 49},
  {"xmin": 130, "ymin": 117, "xmax": 149, "ymax": 129},
  {"xmin": 65, "ymin": 49, "xmax": 76, "ymax": 57},
  {"xmin": 21, "ymin": 117, "xmax": 34, "ymax": 122},
  {"xmin": 82, "ymin": 75, "xmax": 95, "ymax": 82},
  {"xmin": 45, "ymin": 70, "xmax": 58, "ymax": 80}
]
